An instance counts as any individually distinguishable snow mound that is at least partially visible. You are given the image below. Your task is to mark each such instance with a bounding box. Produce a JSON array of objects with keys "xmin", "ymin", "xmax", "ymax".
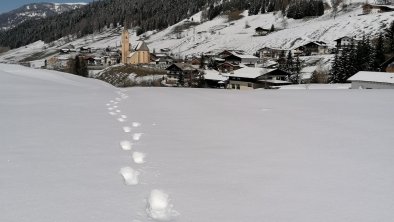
[
  {"xmin": 146, "ymin": 190, "xmax": 179, "ymax": 221},
  {"xmin": 119, "ymin": 167, "xmax": 140, "ymax": 185}
]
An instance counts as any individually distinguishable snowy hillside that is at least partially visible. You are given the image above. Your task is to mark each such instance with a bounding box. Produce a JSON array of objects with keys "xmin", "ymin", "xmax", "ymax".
[
  {"xmin": 146, "ymin": 3, "xmax": 394, "ymax": 56},
  {"xmin": 0, "ymin": 2, "xmax": 87, "ymax": 30},
  {"xmin": 1, "ymin": 2, "xmax": 393, "ymax": 64},
  {"xmin": 1, "ymin": 64, "xmax": 394, "ymax": 222}
]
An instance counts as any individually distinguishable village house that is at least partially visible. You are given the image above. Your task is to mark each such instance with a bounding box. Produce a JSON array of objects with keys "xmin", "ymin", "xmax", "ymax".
[
  {"xmin": 217, "ymin": 62, "xmax": 241, "ymax": 73},
  {"xmin": 217, "ymin": 50, "xmax": 245, "ymax": 58},
  {"xmin": 203, "ymin": 69, "xmax": 229, "ymax": 88},
  {"xmin": 104, "ymin": 55, "xmax": 121, "ymax": 66},
  {"xmin": 293, "ymin": 41, "xmax": 328, "ymax": 56},
  {"xmin": 348, "ymin": 71, "xmax": 394, "ymax": 89},
  {"xmin": 80, "ymin": 46, "xmax": 91, "ymax": 54},
  {"xmin": 257, "ymin": 47, "xmax": 287, "ymax": 59},
  {"xmin": 255, "ymin": 27, "xmax": 271, "ymax": 36},
  {"xmin": 219, "ymin": 50, "xmax": 260, "ymax": 64},
  {"xmin": 165, "ymin": 63, "xmax": 199, "ymax": 85},
  {"xmin": 46, "ymin": 55, "xmax": 73, "ymax": 70},
  {"xmin": 227, "ymin": 67, "xmax": 291, "ymax": 90},
  {"xmin": 152, "ymin": 54, "xmax": 174, "ymax": 65},
  {"xmin": 334, "ymin": 36, "xmax": 361, "ymax": 49}
]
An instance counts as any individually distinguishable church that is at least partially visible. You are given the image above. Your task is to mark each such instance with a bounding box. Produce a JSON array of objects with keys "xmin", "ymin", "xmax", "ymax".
[{"xmin": 121, "ymin": 28, "xmax": 150, "ymax": 65}]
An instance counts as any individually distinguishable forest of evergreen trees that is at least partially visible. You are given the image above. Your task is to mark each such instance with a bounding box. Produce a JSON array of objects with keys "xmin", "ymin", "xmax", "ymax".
[
  {"xmin": 331, "ymin": 22, "xmax": 394, "ymax": 83},
  {"xmin": 0, "ymin": 0, "xmax": 327, "ymax": 49}
]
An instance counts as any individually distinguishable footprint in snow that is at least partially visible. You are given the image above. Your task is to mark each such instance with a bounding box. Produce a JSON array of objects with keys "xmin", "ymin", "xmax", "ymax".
[
  {"xmin": 121, "ymin": 115, "xmax": 127, "ymax": 119},
  {"xmin": 106, "ymin": 103, "xmax": 110, "ymax": 106},
  {"xmin": 132, "ymin": 152, "xmax": 146, "ymax": 164},
  {"xmin": 108, "ymin": 107, "xmax": 114, "ymax": 111},
  {"xmin": 116, "ymin": 110, "xmax": 121, "ymax": 113},
  {"xmin": 123, "ymin": 126, "xmax": 132, "ymax": 133},
  {"xmin": 133, "ymin": 133, "xmax": 143, "ymax": 141},
  {"xmin": 120, "ymin": 140, "xmax": 133, "ymax": 151},
  {"xmin": 261, "ymin": 108, "xmax": 272, "ymax": 112},
  {"xmin": 146, "ymin": 189, "xmax": 179, "ymax": 220},
  {"xmin": 120, "ymin": 167, "xmax": 140, "ymax": 185},
  {"xmin": 117, "ymin": 118, "xmax": 126, "ymax": 122},
  {"xmin": 109, "ymin": 112, "xmax": 117, "ymax": 116},
  {"xmin": 132, "ymin": 122, "xmax": 141, "ymax": 128}
]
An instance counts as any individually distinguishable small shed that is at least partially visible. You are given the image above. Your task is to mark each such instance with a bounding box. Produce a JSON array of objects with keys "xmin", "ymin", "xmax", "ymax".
[{"xmin": 348, "ymin": 71, "xmax": 394, "ymax": 89}]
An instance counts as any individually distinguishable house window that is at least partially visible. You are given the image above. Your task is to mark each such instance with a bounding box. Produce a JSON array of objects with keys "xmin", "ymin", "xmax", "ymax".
[
  {"xmin": 247, "ymin": 83, "xmax": 252, "ymax": 87},
  {"xmin": 236, "ymin": 84, "xmax": 240, "ymax": 90},
  {"xmin": 232, "ymin": 84, "xmax": 236, "ymax": 89}
]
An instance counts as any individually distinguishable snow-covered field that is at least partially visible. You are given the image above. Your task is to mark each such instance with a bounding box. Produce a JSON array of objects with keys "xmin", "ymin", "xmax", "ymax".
[{"xmin": 1, "ymin": 64, "xmax": 394, "ymax": 222}]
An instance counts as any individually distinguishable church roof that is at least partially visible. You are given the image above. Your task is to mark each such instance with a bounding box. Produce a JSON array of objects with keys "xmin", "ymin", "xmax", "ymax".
[{"xmin": 134, "ymin": 41, "xmax": 150, "ymax": 52}]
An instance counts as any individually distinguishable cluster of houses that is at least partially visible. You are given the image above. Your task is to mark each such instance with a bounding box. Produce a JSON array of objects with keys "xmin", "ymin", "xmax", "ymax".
[{"xmin": 28, "ymin": 24, "xmax": 394, "ymax": 89}]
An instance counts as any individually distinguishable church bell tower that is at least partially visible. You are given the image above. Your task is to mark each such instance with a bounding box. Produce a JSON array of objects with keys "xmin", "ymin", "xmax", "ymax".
[{"xmin": 121, "ymin": 21, "xmax": 130, "ymax": 64}]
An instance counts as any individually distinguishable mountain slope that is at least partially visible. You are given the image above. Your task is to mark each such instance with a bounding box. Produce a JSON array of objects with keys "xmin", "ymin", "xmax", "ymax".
[
  {"xmin": 1, "ymin": 2, "xmax": 392, "ymax": 68},
  {"xmin": 0, "ymin": 0, "xmax": 327, "ymax": 49},
  {"xmin": 0, "ymin": 3, "xmax": 87, "ymax": 31},
  {"xmin": 145, "ymin": 3, "xmax": 394, "ymax": 56}
]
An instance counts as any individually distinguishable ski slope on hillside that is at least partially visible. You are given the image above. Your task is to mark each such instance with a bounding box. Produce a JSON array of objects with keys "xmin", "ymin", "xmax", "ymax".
[{"xmin": 1, "ymin": 64, "xmax": 394, "ymax": 221}]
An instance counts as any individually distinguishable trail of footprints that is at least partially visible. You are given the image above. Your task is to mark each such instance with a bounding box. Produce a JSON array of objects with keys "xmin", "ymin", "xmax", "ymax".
[{"xmin": 106, "ymin": 90, "xmax": 178, "ymax": 221}]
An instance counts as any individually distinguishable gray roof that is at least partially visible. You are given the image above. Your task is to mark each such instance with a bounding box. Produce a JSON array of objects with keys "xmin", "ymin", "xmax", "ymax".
[{"xmin": 134, "ymin": 41, "xmax": 150, "ymax": 52}]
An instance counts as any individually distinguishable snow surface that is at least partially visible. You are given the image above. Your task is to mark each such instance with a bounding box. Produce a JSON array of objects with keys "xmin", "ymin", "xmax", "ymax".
[{"xmin": 1, "ymin": 64, "xmax": 394, "ymax": 222}]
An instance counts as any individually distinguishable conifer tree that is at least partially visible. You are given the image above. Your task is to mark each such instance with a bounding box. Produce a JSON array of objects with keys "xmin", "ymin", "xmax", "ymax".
[
  {"xmin": 355, "ymin": 36, "xmax": 373, "ymax": 71},
  {"xmin": 285, "ymin": 51, "xmax": 294, "ymax": 73},
  {"xmin": 385, "ymin": 21, "xmax": 394, "ymax": 53},
  {"xmin": 199, "ymin": 53, "xmax": 205, "ymax": 69},
  {"xmin": 372, "ymin": 33, "xmax": 385, "ymax": 71},
  {"xmin": 331, "ymin": 50, "xmax": 341, "ymax": 83},
  {"xmin": 178, "ymin": 73, "xmax": 185, "ymax": 87},
  {"xmin": 293, "ymin": 55, "xmax": 302, "ymax": 83},
  {"xmin": 270, "ymin": 24, "xmax": 275, "ymax": 32},
  {"xmin": 278, "ymin": 50, "xmax": 287, "ymax": 71},
  {"xmin": 347, "ymin": 41, "xmax": 357, "ymax": 77}
]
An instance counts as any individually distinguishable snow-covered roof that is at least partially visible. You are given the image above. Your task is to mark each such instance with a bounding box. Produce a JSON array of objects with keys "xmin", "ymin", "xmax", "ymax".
[
  {"xmin": 204, "ymin": 70, "xmax": 229, "ymax": 81},
  {"xmin": 348, "ymin": 71, "xmax": 394, "ymax": 84},
  {"xmin": 231, "ymin": 52, "xmax": 259, "ymax": 60},
  {"xmin": 262, "ymin": 79, "xmax": 291, "ymax": 84},
  {"xmin": 231, "ymin": 67, "xmax": 275, "ymax": 79}
]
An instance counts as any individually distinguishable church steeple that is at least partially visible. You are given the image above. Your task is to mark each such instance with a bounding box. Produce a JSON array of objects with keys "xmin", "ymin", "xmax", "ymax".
[{"xmin": 121, "ymin": 19, "xmax": 131, "ymax": 64}]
